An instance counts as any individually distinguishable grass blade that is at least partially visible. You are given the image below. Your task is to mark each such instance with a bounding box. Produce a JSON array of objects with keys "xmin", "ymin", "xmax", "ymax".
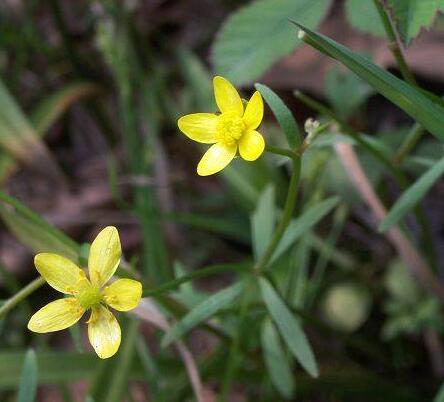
[
  {"xmin": 294, "ymin": 22, "xmax": 444, "ymax": 142},
  {"xmin": 380, "ymin": 155, "xmax": 444, "ymax": 231},
  {"xmin": 17, "ymin": 349, "xmax": 38, "ymax": 402}
]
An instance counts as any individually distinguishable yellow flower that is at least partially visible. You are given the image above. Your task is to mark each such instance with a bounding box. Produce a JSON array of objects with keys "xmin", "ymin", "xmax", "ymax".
[
  {"xmin": 178, "ymin": 76, "xmax": 265, "ymax": 176},
  {"xmin": 27, "ymin": 226, "xmax": 142, "ymax": 359}
]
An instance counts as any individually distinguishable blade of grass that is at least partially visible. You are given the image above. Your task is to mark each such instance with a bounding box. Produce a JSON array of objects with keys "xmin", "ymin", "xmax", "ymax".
[
  {"xmin": 294, "ymin": 22, "xmax": 444, "ymax": 142},
  {"xmin": 380, "ymin": 155, "xmax": 444, "ymax": 232},
  {"xmin": 17, "ymin": 349, "xmax": 38, "ymax": 402}
]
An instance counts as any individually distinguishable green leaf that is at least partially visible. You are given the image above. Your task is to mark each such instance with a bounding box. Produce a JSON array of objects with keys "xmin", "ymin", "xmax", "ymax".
[
  {"xmin": 212, "ymin": 0, "xmax": 332, "ymax": 84},
  {"xmin": 433, "ymin": 381, "xmax": 444, "ymax": 402},
  {"xmin": 259, "ymin": 278, "xmax": 318, "ymax": 377},
  {"xmin": 0, "ymin": 190, "xmax": 79, "ymax": 259},
  {"xmin": 261, "ymin": 319, "xmax": 295, "ymax": 399},
  {"xmin": 161, "ymin": 282, "xmax": 244, "ymax": 347},
  {"xmin": 345, "ymin": 0, "xmax": 385, "ymax": 37},
  {"xmin": 0, "ymin": 351, "xmax": 112, "ymax": 388},
  {"xmin": 17, "ymin": 349, "xmax": 38, "ymax": 402},
  {"xmin": 252, "ymin": 185, "xmax": 276, "ymax": 260},
  {"xmin": 271, "ymin": 196, "xmax": 340, "ymax": 263},
  {"xmin": 30, "ymin": 82, "xmax": 99, "ymax": 134},
  {"xmin": 325, "ymin": 66, "xmax": 375, "ymax": 119},
  {"xmin": 294, "ymin": 23, "xmax": 444, "ymax": 142},
  {"xmin": 379, "ymin": 155, "xmax": 444, "ymax": 231},
  {"xmin": 0, "ymin": 79, "xmax": 63, "ymax": 179},
  {"xmin": 255, "ymin": 83, "xmax": 301, "ymax": 147},
  {"xmin": 387, "ymin": 0, "xmax": 442, "ymax": 45}
]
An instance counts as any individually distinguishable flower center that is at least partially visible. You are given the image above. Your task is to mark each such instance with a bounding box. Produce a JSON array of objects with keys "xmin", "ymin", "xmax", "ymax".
[
  {"xmin": 76, "ymin": 283, "xmax": 102, "ymax": 309},
  {"xmin": 216, "ymin": 112, "xmax": 245, "ymax": 146}
]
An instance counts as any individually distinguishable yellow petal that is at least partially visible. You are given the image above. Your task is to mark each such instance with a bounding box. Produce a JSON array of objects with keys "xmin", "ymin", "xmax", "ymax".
[
  {"xmin": 177, "ymin": 113, "xmax": 218, "ymax": 144},
  {"xmin": 34, "ymin": 253, "xmax": 84, "ymax": 294},
  {"xmin": 28, "ymin": 298, "xmax": 85, "ymax": 333},
  {"xmin": 88, "ymin": 305, "xmax": 121, "ymax": 359},
  {"xmin": 243, "ymin": 91, "xmax": 264, "ymax": 130},
  {"xmin": 213, "ymin": 76, "xmax": 243, "ymax": 117},
  {"xmin": 103, "ymin": 279, "xmax": 142, "ymax": 312},
  {"xmin": 88, "ymin": 226, "xmax": 121, "ymax": 287},
  {"xmin": 197, "ymin": 142, "xmax": 237, "ymax": 176},
  {"xmin": 239, "ymin": 130, "xmax": 265, "ymax": 161}
]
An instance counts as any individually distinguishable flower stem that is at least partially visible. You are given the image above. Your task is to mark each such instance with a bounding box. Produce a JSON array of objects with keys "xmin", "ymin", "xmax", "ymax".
[
  {"xmin": 142, "ymin": 262, "xmax": 251, "ymax": 298},
  {"xmin": 372, "ymin": 0, "xmax": 417, "ymax": 86},
  {"xmin": 393, "ymin": 123, "xmax": 424, "ymax": 166},
  {"xmin": 218, "ymin": 280, "xmax": 253, "ymax": 402},
  {"xmin": 0, "ymin": 277, "xmax": 45, "ymax": 318},
  {"xmin": 265, "ymin": 145, "xmax": 297, "ymax": 158},
  {"xmin": 254, "ymin": 155, "xmax": 301, "ymax": 273}
]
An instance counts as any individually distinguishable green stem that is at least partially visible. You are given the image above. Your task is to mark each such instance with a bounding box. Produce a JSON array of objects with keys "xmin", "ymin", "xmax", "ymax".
[
  {"xmin": 255, "ymin": 156, "xmax": 301, "ymax": 273},
  {"xmin": 394, "ymin": 123, "xmax": 424, "ymax": 165},
  {"xmin": 218, "ymin": 281, "xmax": 253, "ymax": 402},
  {"xmin": 297, "ymin": 121, "xmax": 331, "ymax": 155},
  {"xmin": 265, "ymin": 145, "xmax": 297, "ymax": 158},
  {"xmin": 294, "ymin": 91, "xmax": 437, "ymax": 268},
  {"xmin": 372, "ymin": 0, "xmax": 417, "ymax": 86},
  {"xmin": 0, "ymin": 277, "xmax": 45, "ymax": 317},
  {"xmin": 142, "ymin": 263, "xmax": 251, "ymax": 298},
  {"xmin": 373, "ymin": 0, "xmax": 429, "ymax": 166}
]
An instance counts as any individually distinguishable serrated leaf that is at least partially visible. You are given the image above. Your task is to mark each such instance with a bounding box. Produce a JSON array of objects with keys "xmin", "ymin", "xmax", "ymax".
[
  {"xmin": 212, "ymin": 0, "xmax": 332, "ymax": 84},
  {"xmin": 379, "ymin": 155, "xmax": 444, "ymax": 231},
  {"xmin": 161, "ymin": 282, "xmax": 244, "ymax": 347},
  {"xmin": 387, "ymin": 0, "xmax": 441, "ymax": 45},
  {"xmin": 271, "ymin": 196, "xmax": 340, "ymax": 263},
  {"xmin": 259, "ymin": 278, "xmax": 318, "ymax": 377},
  {"xmin": 255, "ymin": 83, "xmax": 301, "ymax": 147},
  {"xmin": 345, "ymin": 0, "xmax": 385, "ymax": 37},
  {"xmin": 295, "ymin": 22, "xmax": 444, "ymax": 142},
  {"xmin": 325, "ymin": 66, "xmax": 375, "ymax": 119},
  {"xmin": 261, "ymin": 319, "xmax": 295, "ymax": 398},
  {"xmin": 252, "ymin": 185, "xmax": 276, "ymax": 260},
  {"xmin": 17, "ymin": 349, "xmax": 38, "ymax": 402}
]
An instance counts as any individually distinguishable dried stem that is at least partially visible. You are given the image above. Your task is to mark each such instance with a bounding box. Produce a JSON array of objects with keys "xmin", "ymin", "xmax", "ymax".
[{"xmin": 334, "ymin": 142, "xmax": 444, "ymax": 303}]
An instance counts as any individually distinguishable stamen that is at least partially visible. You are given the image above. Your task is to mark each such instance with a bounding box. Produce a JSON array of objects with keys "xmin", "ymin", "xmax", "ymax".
[{"xmin": 216, "ymin": 112, "xmax": 245, "ymax": 146}]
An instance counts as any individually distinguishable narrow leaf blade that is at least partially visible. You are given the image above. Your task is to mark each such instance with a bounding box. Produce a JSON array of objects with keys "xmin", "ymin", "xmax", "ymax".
[
  {"xmin": 162, "ymin": 282, "xmax": 243, "ymax": 347},
  {"xmin": 380, "ymin": 155, "xmax": 444, "ymax": 231},
  {"xmin": 294, "ymin": 22, "xmax": 444, "ymax": 142},
  {"xmin": 272, "ymin": 196, "xmax": 339, "ymax": 263},
  {"xmin": 260, "ymin": 278, "xmax": 318, "ymax": 377},
  {"xmin": 252, "ymin": 185, "xmax": 276, "ymax": 260},
  {"xmin": 261, "ymin": 319, "xmax": 295, "ymax": 398},
  {"xmin": 255, "ymin": 83, "xmax": 301, "ymax": 147},
  {"xmin": 17, "ymin": 349, "xmax": 38, "ymax": 402}
]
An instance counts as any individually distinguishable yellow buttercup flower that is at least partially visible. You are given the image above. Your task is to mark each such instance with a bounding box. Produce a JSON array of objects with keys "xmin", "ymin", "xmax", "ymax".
[
  {"xmin": 178, "ymin": 76, "xmax": 265, "ymax": 176},
  {"xmin": 27, "ymin": 226, "xmax": 142, "ymax": 359}
]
